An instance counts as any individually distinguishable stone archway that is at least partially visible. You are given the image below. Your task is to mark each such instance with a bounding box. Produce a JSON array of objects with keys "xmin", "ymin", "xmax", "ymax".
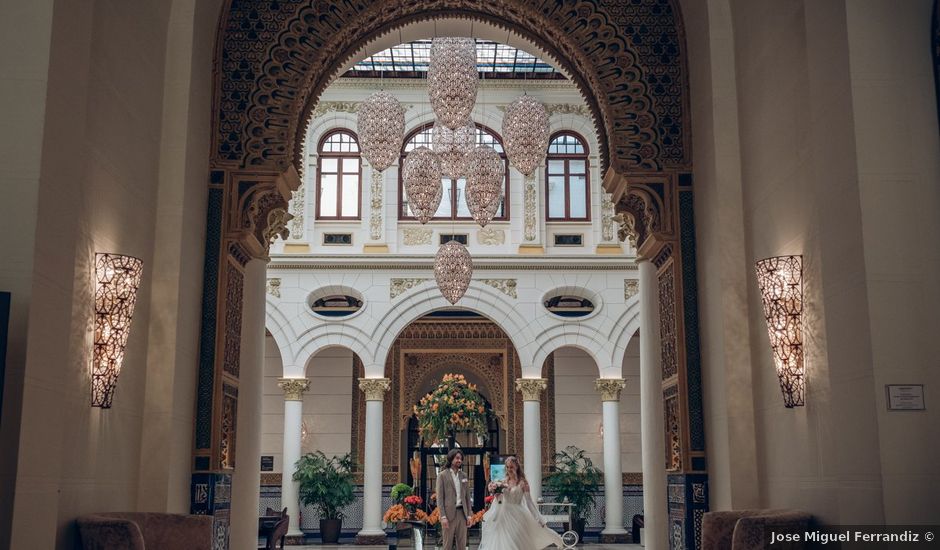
[{"xmin": 200, "ymin": 2, "xmax": 705, "ymax": 549}]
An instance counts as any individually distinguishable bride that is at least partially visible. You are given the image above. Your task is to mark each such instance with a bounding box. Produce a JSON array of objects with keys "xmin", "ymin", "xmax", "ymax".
[{"xmin": 479, "ymin": 456, "xmax": 563, "ymax": 550}]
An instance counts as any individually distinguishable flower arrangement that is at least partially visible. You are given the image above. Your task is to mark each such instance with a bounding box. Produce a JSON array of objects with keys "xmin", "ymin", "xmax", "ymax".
[
  {"xmin": 403, "ymin": 495, "xmax": 423, "ymax": 513},
  {"xmin": 487, "ymin": 480, "xmax": 507, "ymax": 495},
  {"xmin": 426, "ymin": 507, "xmax": 441, "ymax": 526},
  {"xmin": 413, "ymin": 373, "xmax": 489, "ymax": 444},
  {"xmin": 383, "ymin": 504, "xmax": 428, "ymax": 523},
  {"xmin": 468, "ymin": 509, "xmax": 486, "ymax": 527},
  {"xmin": 390, "ymin": 483, "xmax": 414, "ymax": 503},
  {"xmin": 484, "ymin": 495, "xmax": 495, "ymax": 506}
]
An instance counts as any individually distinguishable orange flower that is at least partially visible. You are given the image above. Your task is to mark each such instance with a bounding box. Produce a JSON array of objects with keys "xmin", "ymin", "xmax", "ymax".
[{"xmin": 468, "ymin": 509, "xmax": 486, "ymax": 527}]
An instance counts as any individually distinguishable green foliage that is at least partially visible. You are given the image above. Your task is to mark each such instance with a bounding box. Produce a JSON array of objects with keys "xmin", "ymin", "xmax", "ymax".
[
  {"xmin": 544, "ymin": 446, "xmax": 602, "ymax": 521},
  {"xmin": 293, "ymin": 451, "xmax": 356, "ymax": 520},
  {"xmin": 390, "ymin": 483, "xmax": 414, "ymax": 503}
]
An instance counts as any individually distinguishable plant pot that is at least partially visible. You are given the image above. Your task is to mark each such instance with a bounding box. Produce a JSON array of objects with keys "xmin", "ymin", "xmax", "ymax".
[{"xmin": 320, "ymin": 518, "xmax": 342, "ymax": 544}]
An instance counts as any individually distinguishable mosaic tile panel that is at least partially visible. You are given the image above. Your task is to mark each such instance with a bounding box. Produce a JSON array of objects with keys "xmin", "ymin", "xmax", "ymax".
[
  {"xmin": 679, "ymin": 190, "xmax": 705, "ymax": 452},
  {"xmin": 196, "ymin": 187, "xmax": 223, "ymax": 451}
]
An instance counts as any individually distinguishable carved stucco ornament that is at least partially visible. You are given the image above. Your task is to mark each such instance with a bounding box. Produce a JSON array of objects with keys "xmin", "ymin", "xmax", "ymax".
[
  {"xmin": 477, "ymin": 228, "xmax": 505, "ymax": 246},
  {"xmin": 601, "ymin": 193, "xmax": 615, "ymax": 242},
  {"xmin": 402, "ymin": 227, "xmax": 433, "ymax": 246},
  {"xmin": 481, "ymin": 279, "xmax": 517, "ymax": 299},
  {"xmin": 515, "ymin": 378, "xmax": 548, "ymax": 401},
  {"xmin": 369, "ymin": 168, "xmax": 383, "ymax": 240},
  {"xmin": 266, "ymin": 278, "xmax": 281, "ymax": 298},
  {"xmin": 358, "ymin": 377, "xmax": 391, "ymax": 401},
  {"xmin": 523, "ymin": 174, "xmax": 537, "ymax": 241},
  {"xmin": 278, "ymin": 378, "xmax": 310, "ymax": 401},
  {"xmin": 595, "ymin": 378, "xmax": 626, "ymax": 401},
  {"xmin": 390, "ymin": 278, "xmax": 430, "ymax": 299},
  {"xmin": 624, "ymin": 280, "xmax": 639, "ymax": 300},
  {"xmin": 613, "ymin": 212, "xmax": 639, "ymax": 249}
]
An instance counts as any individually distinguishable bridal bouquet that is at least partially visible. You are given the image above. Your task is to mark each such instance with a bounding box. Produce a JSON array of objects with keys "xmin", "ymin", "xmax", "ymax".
[{"xmin": 487, "ymin": 480, "xmax": 508, "ymax": 494}]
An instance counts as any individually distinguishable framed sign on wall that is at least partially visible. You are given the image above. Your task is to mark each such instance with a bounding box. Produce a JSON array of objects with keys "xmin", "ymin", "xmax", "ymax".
[{"xmin": 885, "ymin": 384, "xmax": 926, "ymax": 411}]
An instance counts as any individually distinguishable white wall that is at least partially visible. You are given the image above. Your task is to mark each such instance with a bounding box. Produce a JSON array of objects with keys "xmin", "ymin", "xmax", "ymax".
[
  {"xmin": 845, "ymin": 0, "xmax": 940, "ymax": 524},
  {"xmin": 262, "ymin": 338, "xmax": 355, "ymax": 472},
  {"xmin": 0, "ymin": 0, "xmax": 218, "ymax": 547},
  {"xmin": 553, "ymin": 340, "xmax": 641, "ymax": 473}
]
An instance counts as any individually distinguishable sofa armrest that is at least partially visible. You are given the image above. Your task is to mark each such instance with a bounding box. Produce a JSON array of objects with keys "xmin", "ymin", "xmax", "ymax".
[
  {"xmin": 117, "ymin": 513, "xmax": 214, "ymax": 550},
  {"xmin": 77, "ymin": 516, "xmax": 146, "ymax": 550},
  {"xmin": 702, "ymin": 510, "xmax": 766, "ymax": 550},
  {"xmin": 733, "ymin": 511, "xmax": 812, "ymax": 550}
]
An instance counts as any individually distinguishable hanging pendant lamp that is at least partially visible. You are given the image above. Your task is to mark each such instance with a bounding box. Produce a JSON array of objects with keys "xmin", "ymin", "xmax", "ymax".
[
  {"xmin": 428, "ymin": 37, "xmax": 478, "ymax": 129},
  {"xmin": 402, "ymin": 146, "xmax": 443, "ymax": 224},
  {"xmin": 502, "ymin": 95, "xmax": 550, "ymax": 176},
  {"xmin": 464, "ymin": 145, "xmax": 504, "ymax": 227},
  {"xmin": 357, "ymin": 91, "xmax": 405, "ymax": 171},
  {"xmin": 434, "ymin": 240, "xmax": 473, "ymax": 304},
  {"xmin": 432, "ymin": 120, "xmax": 476, "ymax": 179}
]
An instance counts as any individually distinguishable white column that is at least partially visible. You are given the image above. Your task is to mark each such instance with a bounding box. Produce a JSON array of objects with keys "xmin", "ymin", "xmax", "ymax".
[
  {"xmin": 596, "ymin": 379, "xmax": 628, "ymax": 538},
  {"xmin": 358, "ymin": 377, "xmax": 391, "ymax": 541},
  {"xmin": 639, "ymin": 259, "xmax": 667, "ymax": 550},
  {"xmin": 231, "ymin": 258, "xmax": 267, "ymax": 550},
  {"xmin": 278, "ymin": 377, "xmax": 310, "ymax": 537},
  {"xmin": 515, "ymin": 378, "xmax": 547, "ymax": 500}
]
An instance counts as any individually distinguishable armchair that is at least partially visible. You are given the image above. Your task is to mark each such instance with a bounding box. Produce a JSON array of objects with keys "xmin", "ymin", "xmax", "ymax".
[{"xmin": 702, "ymin": 509, "xmax": 812, "ymax": 550}]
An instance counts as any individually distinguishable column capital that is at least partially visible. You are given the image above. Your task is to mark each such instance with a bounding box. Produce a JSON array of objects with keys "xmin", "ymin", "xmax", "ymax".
[
  {"xmin": 278, "ymin": 378, "xmax": 310, "ymax": 401},
  {"xmin": 358, "ymin": 377, "xmax": 391, "ymax": 401},
  {"xmin": 515, "ymin": 378, "xmax": 548, "ymax": 401},
  {"xmin": 595, "ymin": 378, "xmax": 626, "ymax": 401}
]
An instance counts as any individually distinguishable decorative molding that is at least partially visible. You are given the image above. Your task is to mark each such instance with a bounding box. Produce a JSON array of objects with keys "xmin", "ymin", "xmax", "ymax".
[
  {"xmin": 613, "ymin": 212, "xmax": 639, "ymax": 249},
  {"xmin": 273, "ymin": 259, "xmax": 638, "ymax": 271},
  {"xmin": 277, "ymin": 378, "xmax": 310, "ymax": 401},
  {"xmin": 480, "ymin": 279, "xmax": 517, "ymax": 299},
  {"xmin": 659, "ymin": 262, "xmax": 678, "ymax": 380},
  {"xmin": 477, "ymin": 227, "xmax": 505, "ymax": 246},
  {"xmin": 546, "ymin": 103, "xmax": 592, "ymax": 117},
  {"xmin": 289, "ymin": 184, "xmax": 304, "ymax": 240},
  {"xmin": 262, "ymin": 207, "xmax": 291, "ymax": 246},
  {"xmin": 390, "ymin": 278, "xmax": 430, "ymax": 299},
  {"xmin": 402, "ymin": 227, "xmax": 433, "ymax": 246},
  {"xmin": 595, "ymin": 378, "xmax": 626, "ymax": 401},
  {"xmin": 524, "ymin": 174, "xmax": 537, "ymax": 242},
  {"xmin": 369, "ymin": 168, "xmax": 383, "ymax": 241},
  {"xmin": 266, "ymin": 278, "xmax": 281, "ymax": 298},
  {"xmin": 601, "ymin": 192, "xmax": 615, "ymax": 242},
  {"xmin": 310, "ymin": 100, "xmax": 360, "ymax": 120},
  {"xmin": 358, "ymin": 377, "xmax": 391, "ymax": 401},
  {"xmin": 624, "ymin": 280, "xmax": 639, "ymax": 300},
  {"xmin": 515, "ymin": 378, "xmax": 548, "ymax": 401}
]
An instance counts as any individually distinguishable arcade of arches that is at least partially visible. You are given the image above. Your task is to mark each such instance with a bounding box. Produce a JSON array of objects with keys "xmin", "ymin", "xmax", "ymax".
[{"xmin": 2, "ymin": 1, "xmax": 940, "ymax": 550}]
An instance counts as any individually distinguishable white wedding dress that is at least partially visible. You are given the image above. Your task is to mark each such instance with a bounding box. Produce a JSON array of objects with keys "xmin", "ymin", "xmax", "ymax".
[{"xmin": 479, "ymin": 484, "xmax": 563, "ymax": 550}]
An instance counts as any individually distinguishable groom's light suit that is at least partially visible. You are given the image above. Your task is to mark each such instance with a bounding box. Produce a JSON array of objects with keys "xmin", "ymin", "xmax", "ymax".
[{"xmin": 436, "ymin": 467, "xmax": 469, "ymax": 550}]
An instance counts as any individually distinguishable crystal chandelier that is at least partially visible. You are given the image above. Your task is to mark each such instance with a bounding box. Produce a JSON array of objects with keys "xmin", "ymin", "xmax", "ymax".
[
  {"xmin": 432, "ymin": 120, "xmax": 476, "ymax": 179},
  {"xmin": 402, "ymin": 146, "xmax": 442, "ymax": 224},
  {"xmin": 357, "ymin": 91, "xmax": 406, "ymax": 171},
  {"xmin": 502, "ymin": 95, "xmax": 550, "ymax": 176},
  {"xmin": 428, "ymin": 37, "xmax": 478, "ymax": 129},
  {"xmin": 434, "ymin": 240, "xmax": 473, "ymax": 304},
  {"xmin": 465, "ymin": 145, "xmax": 504, "ymax": 227}
]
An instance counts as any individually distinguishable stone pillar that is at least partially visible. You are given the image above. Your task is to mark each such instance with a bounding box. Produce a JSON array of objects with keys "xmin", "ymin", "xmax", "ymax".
[
  {"xmin": 596, "ymin": 378, "xmax": 628, "ymax": 540},
  {"xmin": 230, "ymin": 259, "xmax": 268, "ymax": 550},
  {"xmin": 639, "ymin": 259, "xmax": 667, "ymax": 550},
  {"xmin": 278, "ymin": 377, "xmax": 310, "ymax": 537},
  {"xmin": 515, "ymin": 378, "xmax": 547, "ymax": 500},
  {"xmin": 357, "ymin": 377, "xmax": 391, "ymax": 543}
]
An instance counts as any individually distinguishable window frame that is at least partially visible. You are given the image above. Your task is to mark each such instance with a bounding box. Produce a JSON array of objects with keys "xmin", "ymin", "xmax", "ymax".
[
  {"xmin": 545, "ymin": 131, "xmax": 591, "ymax": 222},
  {"xmin": 398, "ymin": 122, "xmax": 511, "ymax": 222},
  {"xmin": 315, "ymin": 129, "xmax": 362, "ymax": 221}
]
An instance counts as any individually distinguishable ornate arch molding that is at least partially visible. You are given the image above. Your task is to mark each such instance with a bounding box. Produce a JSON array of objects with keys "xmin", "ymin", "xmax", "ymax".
[
  {"xmin": 614, "ymin": 184, "xmax": 668, "ymax": 253},
  {"xmin": 402, "ymin": 354, "xmax": 506, "ymax": 429},
  {"xmin": 213, "ymin": 0, "xmax": 691, "ymax": 176}
]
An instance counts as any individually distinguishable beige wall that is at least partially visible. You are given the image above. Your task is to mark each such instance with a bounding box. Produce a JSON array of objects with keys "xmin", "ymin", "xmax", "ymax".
[
  {"xmin": 845, "ymin": 0, "xmax": 940, "ymax": 523},
  {"xmin": 0, "ymin": 0, "xmax": 218, "ymax": 547},
  {"xmin": 553, "ymin": 341, "xmax": 641, "ymax": 473},
  {"xmin": 261, "ymin": 338, "xmax": 355, "ymax": 473}
]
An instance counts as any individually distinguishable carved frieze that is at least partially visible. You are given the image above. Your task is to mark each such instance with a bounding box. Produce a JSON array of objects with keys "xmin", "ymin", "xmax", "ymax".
[
  {"xmin": 390, "ymin": 278, "xmax": 430, "ymax": 299},
  {"xmin": 477, "ymin": 227, "xmax": 505, "ymax": 246},
  {"xmin": 402, "ymin": 227, "xmax": 432, "ymax": 246}
]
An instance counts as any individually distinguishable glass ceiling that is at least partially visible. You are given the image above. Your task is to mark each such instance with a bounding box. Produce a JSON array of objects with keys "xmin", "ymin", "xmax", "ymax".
[{"xmin": 348, "ymin": 39, "xmax": 561, "ymax": 76}]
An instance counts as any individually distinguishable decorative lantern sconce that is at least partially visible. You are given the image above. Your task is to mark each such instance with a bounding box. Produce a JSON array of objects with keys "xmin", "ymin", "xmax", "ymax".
[
  {"xmin": 92, "ymin": 253, "xmax": 143, "ymax": 408},
  {"xmin": 755, "ymin": 255, "xmax": 805, "ymax": 407}
]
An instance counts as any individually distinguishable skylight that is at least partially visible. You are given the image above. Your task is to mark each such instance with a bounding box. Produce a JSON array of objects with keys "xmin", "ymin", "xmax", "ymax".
[{"xmin": 348, "ymin": 39, "xmax": 561, "ymax": 76}]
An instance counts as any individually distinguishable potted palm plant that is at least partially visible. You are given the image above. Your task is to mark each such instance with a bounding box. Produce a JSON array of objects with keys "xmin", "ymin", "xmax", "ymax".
[
  {"xmin": 544, "ymin": 446, "xmax": 602, "ymax": 543},
  {"xmin": 293, "ymin": 451, "xmax": 356, "ymax": 543}
]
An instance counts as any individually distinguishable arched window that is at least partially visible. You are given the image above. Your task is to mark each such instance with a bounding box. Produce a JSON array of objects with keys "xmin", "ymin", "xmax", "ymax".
[
  {"xmin": 545, "ymin": 132, "xmax": 590, "ymax": 221},
  {"xmin": 316, "ymin": 130, "xmax": 361, "ymax": 220},
  {"xmin": 399, "ymin": 123, "xmax": 509, "ymax": 221}
]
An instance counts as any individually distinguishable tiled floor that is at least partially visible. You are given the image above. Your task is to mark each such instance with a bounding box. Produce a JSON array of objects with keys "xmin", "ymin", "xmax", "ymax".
[{"xmin": 288, "ymin": 545, "xmax": 643, "ymax": 549}]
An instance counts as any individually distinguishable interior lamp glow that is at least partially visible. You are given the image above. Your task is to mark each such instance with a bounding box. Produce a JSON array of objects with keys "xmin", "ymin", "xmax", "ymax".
[
  {"xmin": 92, "ymin": 253, "xmax": 143, "ymax": 408},
  {"xmin": 754, "ymin": 255, "xmax": 805, "ymax": 407}
]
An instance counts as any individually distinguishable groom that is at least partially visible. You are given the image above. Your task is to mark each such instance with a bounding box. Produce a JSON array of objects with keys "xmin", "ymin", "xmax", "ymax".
[{"xmin": 436, "ymin": 449, "xmax": 470, "ymax": 550}]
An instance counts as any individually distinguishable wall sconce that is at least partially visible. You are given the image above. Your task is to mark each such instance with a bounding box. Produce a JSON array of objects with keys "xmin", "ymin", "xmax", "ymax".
[
  {"xmin": 92, "ymin": 253, "xmax": 143, "ymax": 408},
  {"xmin": 755, "ymin": 255, "xmax": 804, "ymax": 407}
]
